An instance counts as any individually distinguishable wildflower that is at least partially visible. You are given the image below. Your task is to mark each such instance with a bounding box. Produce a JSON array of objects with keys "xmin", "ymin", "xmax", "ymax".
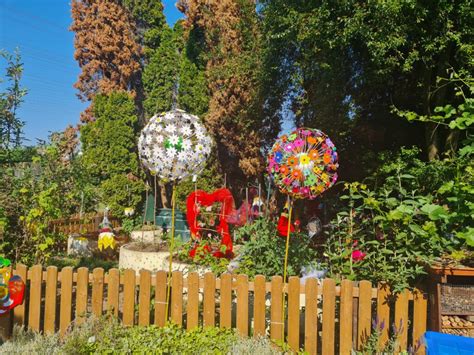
[{"xmin": 287, "ymin": 156, "xmax": 298, "ymax": 166}]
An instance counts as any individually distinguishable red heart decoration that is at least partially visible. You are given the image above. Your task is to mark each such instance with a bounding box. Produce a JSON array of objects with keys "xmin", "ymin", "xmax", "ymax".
[{"xmin": 186, "ymin": 188, "xmax": 234, "ymax": 258}]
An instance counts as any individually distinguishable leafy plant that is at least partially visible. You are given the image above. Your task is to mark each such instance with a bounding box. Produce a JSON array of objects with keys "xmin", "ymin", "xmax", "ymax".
[{"xmin": 235, "ymin": 218, "xmax": 318, "ymax": 278}]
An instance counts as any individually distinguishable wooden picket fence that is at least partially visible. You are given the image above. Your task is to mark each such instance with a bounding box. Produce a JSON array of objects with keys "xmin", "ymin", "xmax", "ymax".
[
  {"xmin": 49, "ymin": 213, "xmax": 120, "ymax": 235},
  {"xmin": 1, "ymin": 265, "xmax": 427, "ymax": 354}
]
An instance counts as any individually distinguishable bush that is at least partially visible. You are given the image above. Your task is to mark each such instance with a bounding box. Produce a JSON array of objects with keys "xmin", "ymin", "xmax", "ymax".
[
  {"xmin": 0, "ymin": 316, "xmax": 282, "ymax": 354},
  {"xmin": 235, "ymin": 218, "xmax": 318, "ymax": 278}
]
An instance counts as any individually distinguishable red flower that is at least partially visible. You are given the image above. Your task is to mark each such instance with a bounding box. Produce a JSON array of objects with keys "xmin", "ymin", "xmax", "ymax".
[{"xmin": 352, "ymin": 250, "xmax": 366, "ymax": 262}]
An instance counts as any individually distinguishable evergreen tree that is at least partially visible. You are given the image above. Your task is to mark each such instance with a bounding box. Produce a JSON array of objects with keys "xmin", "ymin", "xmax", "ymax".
[
  {"xmin": 80, "ymin": 92, "xmax": 145, "ymax": 215},
  {"xmin": 71, "ymin": 0, "xmax": 142, "ymax": 122},
  {"xmin": 177, "ymin": 0, "xmax": 265, "ymax": 180}
]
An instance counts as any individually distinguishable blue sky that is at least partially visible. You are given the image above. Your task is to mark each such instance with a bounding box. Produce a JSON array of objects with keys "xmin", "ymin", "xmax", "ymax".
[{"xmin": 0, "ymin": 0, "xmax": 183, "ymax": 145}]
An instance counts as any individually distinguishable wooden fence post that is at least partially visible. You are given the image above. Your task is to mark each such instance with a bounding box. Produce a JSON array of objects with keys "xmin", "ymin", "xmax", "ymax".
[
  {"xmin": 28, "ymin": 265, "xmax": 43, "ymax": 332},
  {"xmin": 59, "ymin": 267, "xmax": 73, "ymax": 335},
  {"xmin": 340, "ymin": 279, "xmax": 354, "ymax": 354},
  {"xmin": 377, "ymin": 282, "xmax": 391, "ymax": 350},
  {"xmin": 171, "ymin": 271, "xmax": 183, "ymax": 326},
  {"xmin": 304, "ymin": 278, "xmax": 318, "ymax": 355},
  {"xmin": 76, "ymin": 267, "xmax": 89, "ymax": 324},
  {"xmin": 220, "ymin": 273, "xmax": 232, "ymax": 329},
  {"xmin": 203, "ymin": 272, "xmax": 216, "ymax": 327},
  {"xmin": 322, "ymin": 278, "xmax": 336, "ymax": 355},
  {"xmin": 92, "ymin": 268, "xmax": 104, "ymax": 317},
  {"xmin": 44, "ymin": 266, "xmax": 58, "ymax": 334},
  {"xmin": 138, "ymin": 270, "xmax": 152, "ymax": 326},
  {"xmin": 154, "ymin": 271, "xmax": 167, "ymax": 327},
  {"xmin": 186, "ymin": 272, "xmax": 199, "ymax": 330},
  {"xmin": 123, "ymin": 269, "xmax": 136, "ymax": 326},
  {"xmin": 236, "ymin": 274, "xmax": 249, "ymax": 337},
  {"xmin": 270, "ymin": 276, "xmax": 283, "ymax": 341},
  {"xmin": 287, "ymin": 276, "xmax": 300, "ymax": 351},
  {"xmin": 253, "ymin": 275, "xmax": 266, "ymax": 337},
  {"xmin": 358, "ymin": 280, "xmax": 372, "ymax": 349}
]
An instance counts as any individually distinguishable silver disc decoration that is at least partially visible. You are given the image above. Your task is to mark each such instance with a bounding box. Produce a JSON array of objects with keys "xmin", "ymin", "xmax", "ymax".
[{"xmin": 138, "ymin": 109, "xmax": 212, "ymax": 181}]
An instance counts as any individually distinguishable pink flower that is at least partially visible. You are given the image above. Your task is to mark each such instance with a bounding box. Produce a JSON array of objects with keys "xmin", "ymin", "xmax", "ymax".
[
  {"xmin": 284, "ymin": 143, "xmax": 294, "ymax": 152},
  {"xmin": 352, "ymin": 250, "xmax": 366, "ymax": 262},
  {"xmin": 294, "ymin": 138, "xmax": 304, "ymax": 147},
  {"xmin": 283, "ymin": 177, "xmax": 291, "ymax": 185}
]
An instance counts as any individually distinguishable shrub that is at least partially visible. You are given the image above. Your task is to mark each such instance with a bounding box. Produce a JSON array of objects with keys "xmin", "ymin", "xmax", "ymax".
[
  {"xmin": 0, "ymin": 316, "xmax": 282, "ymax": 354},
  {"xmin": 235, "ymin": 218, "xmax": 318, "ymax": 278}
]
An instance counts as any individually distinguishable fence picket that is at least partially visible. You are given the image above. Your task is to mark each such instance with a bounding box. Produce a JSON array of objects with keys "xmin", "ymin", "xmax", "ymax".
[
  {"xmin": 340, "ymin": 279, "xmax": 353, "ymax": 354},
  {"xmin": 358, "ymin": 280, "xmax": 372, "ymax": 349},
  {"xmin": 59, "ymin": 267, "xmax": 73, "ymax": 335},
  {"xmin": 287, "ymin": 276, "xmax": 300, "ymax": 351},
  {"xmin": 322, "ymin": 278, "xmax": 336, "ymax": 355},
  {"xmin": 236, "ymin": 274, "xmax": 249, "ymax": 337},
  {"xmin": 220, "ymin": 273, "xmax": 232, "ymax": 329},
  {"xmin": 44, "ymin": 266, "xmax": 58, "ymax": 334},
  {"xmin": 253, "ymin": 275, "xmax": 266, "ymax": 337},
  {"xmin": 203, "ymin": 272, "xmax": 216, "ymax": 327},
  {"xmin": 92, "ymin": 268, "xmax": 104, "ymax": 317},
  {"xmin": 394, "ymin": 289, "xmax": 409, "ymax": 351},
  {"xmin": 76, "ymin": 267, "xmax": 89, "ymax": 324},
  {"xmin": 304, "ymin": 278, "xmax": 318, "ymax": 355},
  {"xmin": 270, "ymin": 276, "xmax": 283, "ymax": 341},
  {"xmin": 123, "ymin": 269, "xmax": 136, "ymax": 326},
  {"xmin": 377, "ymin": 283, "xmax": 391, "ymax": 350},
  {"xmin": 171, "ymin": 271, "xmax": 183, "ymax": 326},
  {"xmin": 3, "ymin": 265, "xmax": 429, "ymax": 353},
  {"xmin": 413, "ymin": 288, "xmax": 427, "ymax": 354},
  {"xmin": 28, "ymin": 265, "xmax": 42, "ymax": 332},
  {"xmin": 13, "ymin": 264, "xmax": 28, "ymax": 326},
  {"xmin": 107, "ymin": 268, "xmax": 119, "ymax": 317},
  {"xmin": 154, "ymin": 271, "xmax": 167, "ymax": 326},
  {"xmin": 138, "ymin": 270, "xmax": 151, "ymax": 326},
  {"xmin": 187, "ymin": 272, "xmax": 199, "ymax": 330}
]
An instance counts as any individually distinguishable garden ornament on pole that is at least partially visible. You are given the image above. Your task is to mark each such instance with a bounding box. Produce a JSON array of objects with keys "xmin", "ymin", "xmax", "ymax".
[
  {"xmin": 267, "ymin": 127, "xmax": 338, "ymax": 337},
  {"xmin": 138, "ymin": 109, "xmax": 212, "ymax": 318}
]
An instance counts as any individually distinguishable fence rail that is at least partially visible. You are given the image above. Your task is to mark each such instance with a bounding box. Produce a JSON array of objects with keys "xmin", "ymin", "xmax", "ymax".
[
  {"xmin": 48, "ymin": 214, "xmax": 121, "ymax": 235},
  {"xmin": 2, "ymin": 265, "xmax": 427, "ymax": 354}
]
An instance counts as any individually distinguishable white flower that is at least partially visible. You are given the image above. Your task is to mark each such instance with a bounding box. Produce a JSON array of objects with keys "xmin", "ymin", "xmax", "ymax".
[
  {"xmin": 182, "ymin": 139, "xmax": 192, "ymax": 151},
  {"xmin": 195, "ymin": 143, "xmax": 204, "ymax": 153},
  {"xmin": 181, "ymin": 125, "xmax": 192, "ymax": 136},
  {"xmin": 165, "ymin": 124, "xmax": 176, "ymax": 133},
  {"xmin": 177, "ymin": 151, "xmax": 188, "ymax": 162},
  {"xmin": 167, "ymin": 147, "xmax": 177, "ymax": 158},
  {"xmin": 145, "ymin": 135, "xmax": 153, "ymax": 144},
  {"xmin": 196, "ymin": 130, "xmax": 205, "ymax": 140},
  {"xmin": 154, "ymin": 123, "xmax": 162, "ymax": 132},
  {"xmin": 169, "ymin": 134, "xmax": 180, "ymax": 145},
  {"xmin": 156, "ymin": 135, "xmax": 164, "ymax": 144}
]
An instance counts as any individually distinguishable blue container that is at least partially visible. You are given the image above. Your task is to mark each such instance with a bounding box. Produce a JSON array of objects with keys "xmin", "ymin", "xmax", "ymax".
[{"xmin": 425, "ymin": 331, "xmax": 474, "ymax": 354}]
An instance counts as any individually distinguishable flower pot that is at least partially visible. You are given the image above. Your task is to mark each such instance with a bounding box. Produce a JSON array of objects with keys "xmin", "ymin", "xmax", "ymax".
[{"xmin": 130, "ymin": 228, "xmax": 162, "ymax": 243}]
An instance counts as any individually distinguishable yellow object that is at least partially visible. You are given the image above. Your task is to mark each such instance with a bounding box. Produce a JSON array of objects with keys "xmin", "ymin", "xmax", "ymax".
[
  {"xmin": 98, "ymin": 232, "xmax": 116, "ymax": 251},
  {"xmin": 0, "ymin": 268, "xmax": 10, "ymax": 299}
]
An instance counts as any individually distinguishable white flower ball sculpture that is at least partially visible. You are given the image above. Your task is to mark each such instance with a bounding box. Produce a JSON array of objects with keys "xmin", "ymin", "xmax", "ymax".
[{"xmin": 138, "ymin": 109, "xmax": 212, "ymax": 181}]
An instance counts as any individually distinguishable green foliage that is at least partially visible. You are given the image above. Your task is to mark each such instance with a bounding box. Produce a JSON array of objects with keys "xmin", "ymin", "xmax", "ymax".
[
  {"xmin": 80, "ymin": 92, "xmax": 145, "ymax": 216},
  {"xmin": 48, "ymin": 256, "xmax": 118, "ymax": 271},
  {"xmin": 142, "ymin": 26, "xmax": 179, "ymax": 115},
  {"xmin": 260, "ymin": 1, "xmax": 473, "ymax": 178},
  {"xmin": 354, "ymin": 321, "xmax": 404, "ymax": 355},
  {"xmin": 0, "ymin": 49, "xmax": 27, "ymax": 151},
  {"xmin": 0, "ymin": 316, "xmax": 281, "ymax": 354},
  {"xmin": 0, "ymin": 141, "xmax": 82, "ymax": 263},
  {"xmin": 235, "ymin": 218, "xmax": 318, "ymax": 278}
]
